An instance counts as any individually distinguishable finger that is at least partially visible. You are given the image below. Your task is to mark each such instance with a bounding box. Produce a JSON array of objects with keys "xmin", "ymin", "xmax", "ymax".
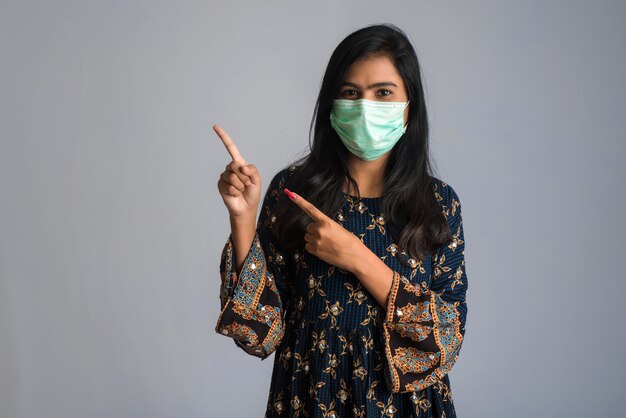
[
  {"xmin": 226, "ymin": 161, "xmax": 251, "ymax": 185},
  {"xmin": 217, "ymin": 178, "xmax": 243, "ymax": 197},
  {"xmin": 304, "ymin": 226, "xmax": 317, "ymax": 241},
  {"xmin": 240, "ymin": 163, "xmax": 261, "ymax": 186},
  {"xmin": 284, "ymin": 188, "xmax": 328, "ymax": 223},
  {"xmin": 220, "ymin": 170, "xmax": 246, "ymax": 192},
  {"xmin": 213, "ymin": 124, "xmax": 247, "ymax": 165}
]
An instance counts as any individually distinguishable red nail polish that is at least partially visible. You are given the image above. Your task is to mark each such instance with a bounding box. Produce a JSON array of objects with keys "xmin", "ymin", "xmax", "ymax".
[{"xmin": 283, "ymin": 188, "xmax": 296, "ymax": 200}]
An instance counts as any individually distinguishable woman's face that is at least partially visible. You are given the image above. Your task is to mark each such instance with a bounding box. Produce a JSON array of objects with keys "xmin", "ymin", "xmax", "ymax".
[{"xmin": 337, "ymin": 53, "xmax": 410, "ymax": 124}]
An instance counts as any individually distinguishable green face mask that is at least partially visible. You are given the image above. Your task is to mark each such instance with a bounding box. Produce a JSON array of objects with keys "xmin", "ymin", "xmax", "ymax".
[{"xmin": 330, "ymin": 98, "xmax": 409, "ymax": 161}]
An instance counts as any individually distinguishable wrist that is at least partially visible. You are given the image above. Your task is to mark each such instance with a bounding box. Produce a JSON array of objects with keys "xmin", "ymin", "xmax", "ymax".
[
  {"xmin": 349, "ymin": 241, "xmax": 378, "ymax": 276},
  {"xmin": 229, "ymin": 211, "xmax": 257, "ymax": 227}
]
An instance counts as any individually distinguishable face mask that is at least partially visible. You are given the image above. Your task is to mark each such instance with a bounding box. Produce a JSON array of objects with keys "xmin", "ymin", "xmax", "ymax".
[{"xmin": 330, "ymin": 98, "xmax": 409, "ymax": 161}]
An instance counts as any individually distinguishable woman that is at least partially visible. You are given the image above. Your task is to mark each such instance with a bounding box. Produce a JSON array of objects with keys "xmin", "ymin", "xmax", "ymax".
[{"xmin": 214, "ymin": 23, "xmax": 468, "ymax": 418}]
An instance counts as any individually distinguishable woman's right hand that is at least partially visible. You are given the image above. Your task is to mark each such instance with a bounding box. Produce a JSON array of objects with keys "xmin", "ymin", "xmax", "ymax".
[{"xmin": 214, "ymin": 124, "xmax": 262, "ymax": 218}]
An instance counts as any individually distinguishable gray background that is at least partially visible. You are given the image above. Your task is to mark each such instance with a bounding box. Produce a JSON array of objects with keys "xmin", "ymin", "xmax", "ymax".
[{"xmin": 1, "ymin": 1, "xmax": 625, "ymax": 417}]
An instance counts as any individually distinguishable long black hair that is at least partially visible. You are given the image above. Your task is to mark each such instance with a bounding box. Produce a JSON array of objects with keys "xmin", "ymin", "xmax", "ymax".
[{"xmin": 273, "ymin": 23, "xmax": 452, "ymax": 263}]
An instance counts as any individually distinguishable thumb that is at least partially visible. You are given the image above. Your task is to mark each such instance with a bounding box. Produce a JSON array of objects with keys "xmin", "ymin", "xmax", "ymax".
[{"xmin": 240, "ymin": 164, "xmax": 260, "ymax": 186}]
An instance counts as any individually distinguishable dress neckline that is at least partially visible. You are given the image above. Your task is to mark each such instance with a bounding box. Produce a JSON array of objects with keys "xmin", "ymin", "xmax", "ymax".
[{"xmin": 343, "ymin": 193, "xmax": 383, "ymax": 200}]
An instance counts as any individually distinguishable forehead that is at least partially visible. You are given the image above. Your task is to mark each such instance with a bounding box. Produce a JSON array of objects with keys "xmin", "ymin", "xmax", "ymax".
[{"xmin": 343, "ymin": 54, "xmax": 403, "ymax": 84}]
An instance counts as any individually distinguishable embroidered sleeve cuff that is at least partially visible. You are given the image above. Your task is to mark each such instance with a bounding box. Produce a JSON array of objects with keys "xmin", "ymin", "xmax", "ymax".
[
  {"xmin": 381, "ymin": 271, "xmax": 464, "ymax": 393},
  {"xmin": 215, "ymin": 232, "xmax": 285, "ymax": 359}
]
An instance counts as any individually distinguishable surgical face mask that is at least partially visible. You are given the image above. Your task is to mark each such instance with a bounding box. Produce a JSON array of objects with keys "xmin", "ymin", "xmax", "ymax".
[{"xmin": 329, "ymin": 98, "xmax": 409, "ymax": 161}]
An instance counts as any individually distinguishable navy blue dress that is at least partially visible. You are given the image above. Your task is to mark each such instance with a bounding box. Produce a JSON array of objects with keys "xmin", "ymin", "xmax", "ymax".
[{"xmin": 215, "ymin": 165, "xmax": 468, "ymax": 417}]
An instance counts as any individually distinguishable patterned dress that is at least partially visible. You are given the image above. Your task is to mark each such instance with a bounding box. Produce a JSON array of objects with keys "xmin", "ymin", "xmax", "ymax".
[{"xmin": 215, "ymin": 165, "xmax": 468, "ymax": 417}]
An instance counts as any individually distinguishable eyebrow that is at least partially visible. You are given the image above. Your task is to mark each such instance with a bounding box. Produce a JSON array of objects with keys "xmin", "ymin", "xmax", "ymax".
[{"xmin": 341, "ymin": 81, "xmax": 398, "ymax": 89}]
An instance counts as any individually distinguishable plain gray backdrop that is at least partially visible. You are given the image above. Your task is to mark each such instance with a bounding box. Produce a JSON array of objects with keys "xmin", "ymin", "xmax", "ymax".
[{"xmin": 1, "ymin": 1, "xmax": 625, "ymax": 417}]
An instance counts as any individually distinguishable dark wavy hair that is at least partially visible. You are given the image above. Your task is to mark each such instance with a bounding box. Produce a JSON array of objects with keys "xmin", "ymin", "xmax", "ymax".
[{"xmin": 273, "ymin": 23, "xmax": 452, "ymax": 263}]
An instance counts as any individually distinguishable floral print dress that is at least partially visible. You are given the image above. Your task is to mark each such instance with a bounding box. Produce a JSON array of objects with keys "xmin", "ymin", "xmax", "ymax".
[{"xmin": 215, "ymin": 165, "xmax": 468, "ymax": 418}]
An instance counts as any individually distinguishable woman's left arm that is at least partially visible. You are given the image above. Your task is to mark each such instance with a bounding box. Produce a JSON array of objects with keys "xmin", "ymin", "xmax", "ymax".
[
  {"xmin": 285, "ymin": 184, "xmax": 468, "ymax": 393},
  {"xmin": 354, "ymin": 184, "xmax": 468, "ymax": 393}
]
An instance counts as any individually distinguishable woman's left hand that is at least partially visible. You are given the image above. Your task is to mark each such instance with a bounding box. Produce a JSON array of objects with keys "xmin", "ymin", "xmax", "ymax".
[{"xmin": 283, "ymin": 188, "xmax": 365, "ymax": 273}]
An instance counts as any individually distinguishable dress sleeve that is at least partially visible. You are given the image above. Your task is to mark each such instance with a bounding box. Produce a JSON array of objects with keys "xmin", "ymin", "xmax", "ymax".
[
  {"xmin": 381, "ymin": 182, "xmax": 468, "ymax": 393},
  {"xmin": 214, "ymin": 169, "xmax": 292, "ymax": 359}
]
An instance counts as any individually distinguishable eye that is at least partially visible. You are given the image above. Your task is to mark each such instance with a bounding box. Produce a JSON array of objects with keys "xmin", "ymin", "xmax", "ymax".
[
  {"xmin": 377, "ymin": 89, "xmax": 392, "ymax": 97},
  {"xmin": 340, "ymin": 89, "xmax": 358, "ymax": 97}
]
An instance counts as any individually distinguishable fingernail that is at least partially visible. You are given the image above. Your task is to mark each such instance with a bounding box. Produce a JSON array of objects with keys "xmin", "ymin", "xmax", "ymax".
[{"xmin": 283, "ymin": 188, "xmax": 296, "ymax": 200}]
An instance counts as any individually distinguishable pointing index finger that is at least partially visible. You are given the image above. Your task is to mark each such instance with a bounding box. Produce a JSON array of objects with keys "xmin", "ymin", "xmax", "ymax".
[
  {"xmin": 213, "ymin": 124, "xmax": 247, "ymax": 165},
  {"xmin": 284, "ymin": 188, "xmax": 328, "ymax": 223}
]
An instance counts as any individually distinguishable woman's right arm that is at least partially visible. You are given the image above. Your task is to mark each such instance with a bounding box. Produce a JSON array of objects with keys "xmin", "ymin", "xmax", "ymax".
[
  {"xmin": 213, "ymin": 124, "xmax": 291, "ymax": 359},
  {"xmin": 215, "ymin": 170, "xmax": 292, "ymax": 359},
  {"xmin": 229, "ymin": 212, "xmax": 257, "ymax": 279}
]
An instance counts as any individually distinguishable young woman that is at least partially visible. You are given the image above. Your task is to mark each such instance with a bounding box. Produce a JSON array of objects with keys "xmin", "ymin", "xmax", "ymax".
[{"xmin": 214, "ymin": 23, "xmax": 468, "ymax": 418}]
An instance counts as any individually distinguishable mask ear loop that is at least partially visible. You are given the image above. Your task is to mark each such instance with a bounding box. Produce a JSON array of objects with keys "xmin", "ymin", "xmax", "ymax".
[{"xmin": 402, "ymin": 99, "xmax": 410, "ymax": 131}]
